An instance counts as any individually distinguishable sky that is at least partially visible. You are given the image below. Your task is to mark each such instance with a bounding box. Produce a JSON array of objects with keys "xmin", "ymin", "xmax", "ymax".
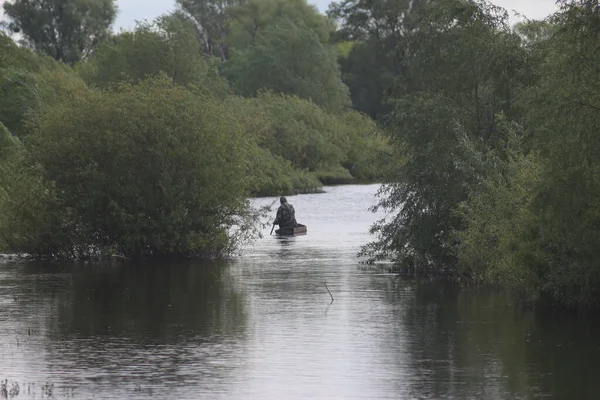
[
  {"xmin": 114, "ymin": 0, "xmax": 560, "ymax": 31},
  {"xmin": 0, "ymin": 0, "xmax": 560, "ymax": 32}
]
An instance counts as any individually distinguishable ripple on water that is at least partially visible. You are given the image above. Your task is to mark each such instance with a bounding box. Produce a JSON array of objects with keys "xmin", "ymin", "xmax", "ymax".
[{"xmin": 1, "ymin": 185, "xmax": 600, "ymax": 399}]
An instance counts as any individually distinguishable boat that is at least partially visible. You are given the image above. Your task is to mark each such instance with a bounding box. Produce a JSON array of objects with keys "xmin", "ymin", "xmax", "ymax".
[{"xmin": 275, "ymin": 224, "xmax": 307, "ymax": 236}]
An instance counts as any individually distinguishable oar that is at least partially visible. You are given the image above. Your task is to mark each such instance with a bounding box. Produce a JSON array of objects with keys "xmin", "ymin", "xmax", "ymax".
[{"xmin": 270, "ymin": 223, "xmax": 275, "ymax": 235}]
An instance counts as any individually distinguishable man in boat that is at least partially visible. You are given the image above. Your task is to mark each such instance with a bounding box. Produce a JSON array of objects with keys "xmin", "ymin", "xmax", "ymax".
[{"xmin": 274, "ymin": 196, "xmax": 297, "ymax": 228}]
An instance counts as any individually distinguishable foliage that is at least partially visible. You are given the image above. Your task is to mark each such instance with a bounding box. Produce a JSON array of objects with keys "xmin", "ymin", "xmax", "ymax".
[
  {"xmin": 256, "ymin": 92, "xmax": 346, "ymax": 171},
  {"xmin": 454, "ymin": 0, "xmax": 600, "ymax": 307},
  {"xmin": 361, "ymin": 93, "xmax": 487, "ymax": 269},
  {"xmin": 361, "ymin": 0, "xmax": 531, "ymax": 270},
  {"xmin": 222, "ymin": 18, "xmax": 351, "ymax": 113},
  {"xmin": 223, "ymin": 94, "xmax": 325, "ymax": 195},
  {"xmin": 514, "ymin": 20, "xmax": 558, "ymax": 45},
  {"xmin": 0, "ymin": 33, "xmax": 83, "ymax": 138},
  {"xmin": 0, "ymin": 68, "xmax": 39, "ymax": 137},
  {"xmin": 246, "ymin": 146, "xmax": 323, "ymax": 196},
  {"xmin": 3, "ymin": 76, "xmax": 256, "ymax": 259},
  {"xmin": 0, "ymin": 121, "xmax": 61, "ymax": 255},
  {"xmin": 2, "ymin": 0, "xmax": 117, "ymax": 65},
  {"xmin": 0, "ymin": 32, "xmax": 38, "ymax": 70},
  {"xmin": 175, "ymin": 0, "xmax": 242, "ymax": 60},
  {"xmin": 519, "ymin": 0, "xmax": 600, "ymax": 306},
  {"xmin": 454, "ymin": 119, "xmax": 544, "ymax": 300},
  {"xmin": 365, "ymin": 0, "xmax": 600, "ymax": 308},
  {"xmin": 0, "ymin": 122, "xmax": 20, "ymax": 192},
  {"xmin": 77, "ymin": 15, "xmax": 214, "ymax": 89},
  {"xmin": 327, "ymin": 0, "xmax": 431, "ymax": 119},
  {"xmin": 228, "ymin": 0, "xmax": 332, "ymax": 50},
  {"xmin": 251, "ymin": 91, "xmax": 386, "ymax": 184},
  {"xmin": 338, "ymin": 110, "xmax": 390, "ymax": 182},
  {"xmin": 334, "ymin": 38, "xmax": 396, "ymax": 119},
  {"xmin": 328, "ymin": 0, "xmax": 430, "ymax": 41}
]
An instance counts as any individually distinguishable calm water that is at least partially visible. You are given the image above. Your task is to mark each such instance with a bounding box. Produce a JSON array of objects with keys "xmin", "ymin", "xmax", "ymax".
[{"xmin": 1, "ymin": 184, "xmax": 600, "ymax": 399}]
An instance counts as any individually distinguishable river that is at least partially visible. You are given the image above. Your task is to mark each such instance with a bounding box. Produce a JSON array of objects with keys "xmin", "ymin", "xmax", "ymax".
[{"xmin": 1, "ymin": 184, "xmax": 599, "ymax": 399}]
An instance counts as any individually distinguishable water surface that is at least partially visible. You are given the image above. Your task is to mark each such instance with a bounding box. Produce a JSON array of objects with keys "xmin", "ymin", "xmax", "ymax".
[{"xmin": 1, "ymin": 184, "xmax": 599, "ymax": 399}]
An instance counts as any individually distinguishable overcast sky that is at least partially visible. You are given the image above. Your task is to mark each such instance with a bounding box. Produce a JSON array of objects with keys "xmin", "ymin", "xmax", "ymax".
[
  {"xmin": 114, "ymin": 0, "xmax": 560, "ymax": 31},
  {"xmin": 0, "ymin": 0, "xmax": 560, "ymax": 32}
]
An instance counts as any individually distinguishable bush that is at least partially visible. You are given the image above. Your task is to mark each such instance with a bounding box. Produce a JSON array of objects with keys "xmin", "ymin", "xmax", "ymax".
[{"xmin": 5, "ymin": 75, "xmax": 256, "ymax": 259}]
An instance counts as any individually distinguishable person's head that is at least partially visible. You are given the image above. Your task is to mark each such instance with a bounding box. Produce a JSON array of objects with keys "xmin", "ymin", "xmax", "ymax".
[{"xmin": 280, "ymin": 196, "xmax": 287, "ymax": 204}]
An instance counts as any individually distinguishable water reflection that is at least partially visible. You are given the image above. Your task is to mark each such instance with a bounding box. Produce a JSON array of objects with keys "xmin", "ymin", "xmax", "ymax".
[
  {"xmin": 1, "ymin": 261, "xmax": 250, "ymax": 398},
  {"xmin": 1, "ymin": 185, "xmax": 600, "ymax": 399}
]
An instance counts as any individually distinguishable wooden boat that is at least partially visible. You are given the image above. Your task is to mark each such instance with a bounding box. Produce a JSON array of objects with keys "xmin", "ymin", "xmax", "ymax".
[{"xmin": 275, "ymin": 224, "xmax": 307, "ymax": 236}]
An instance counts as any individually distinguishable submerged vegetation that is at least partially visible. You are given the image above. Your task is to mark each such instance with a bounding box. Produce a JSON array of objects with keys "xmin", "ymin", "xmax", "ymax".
[{"xmin": 1, "ymin": 0, "xmax": 600, "ymax": 308}]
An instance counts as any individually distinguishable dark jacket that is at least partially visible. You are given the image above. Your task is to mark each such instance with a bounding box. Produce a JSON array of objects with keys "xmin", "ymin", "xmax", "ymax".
[{"xmin": 274, "ymin": 203, "xmax": 296, "ymax": 227}]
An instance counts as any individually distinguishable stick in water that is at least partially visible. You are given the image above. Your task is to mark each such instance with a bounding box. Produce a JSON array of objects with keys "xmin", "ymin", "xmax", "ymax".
[
  {"xmin": 270, "ymin": 224, "xmax": 275, "ymax": 235},
  {"xmin": 324, "ymin": 282, "xmax": 334, "ymax": 302}
]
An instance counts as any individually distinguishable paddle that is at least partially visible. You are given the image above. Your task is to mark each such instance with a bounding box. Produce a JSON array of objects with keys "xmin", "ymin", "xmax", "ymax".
[{"xmin": 270, "ymin": 223, "xmax": 275, "ymax": 235}]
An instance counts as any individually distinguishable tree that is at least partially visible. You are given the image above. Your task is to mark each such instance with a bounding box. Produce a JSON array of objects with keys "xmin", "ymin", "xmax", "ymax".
[
  {"xmin": 514, "ymin": 20, "xmax": 558, "ymax": 45},
  {"xmin": 175, "ymin": 0, "xmax": 244, "ymax": 61},
  {"xmin": 0, "ymin": 32, "xmax": 77, "ymax": 138},
  {"xmin": 520, "ymin": 0, "xmax": 600, "ymax": 306},
  {"xmin": 77, "ymin": 15, "xmax": 218, "ymax": 89},
  {"xmin": 0, "ymin": 122, "xmax": 21, "ymax": 191},
  {"xmin": 3, "ymin": 76, "xmax": 257, "ymax": 259},
  {"xmin": 0, "ymin": 67, "xmax": 39, "ymax": 138},
  {"xmin": 223, "ymin": 18, "xmax": 350, "ymax": 113},
  {"xmin": 327, "ymin": 0, "xmax": 431, "ymax": 119},
  {"xmin": 3, "ymin": 0, "xmax": 117, "ymax": 65},
  {"xmin": 227, "ymin": 0, "xmax": 332, "ymax": 50},
  {"xmin": 361, "ymin": 0, "xmax": 531, "ymax": 270},
  {"xmin": 454, "ymin": 118, "xmax": 544, "ymax": 296},
  {"xmin": 254, "ymin": 91, "xmax": 347, "ymax": 174}
]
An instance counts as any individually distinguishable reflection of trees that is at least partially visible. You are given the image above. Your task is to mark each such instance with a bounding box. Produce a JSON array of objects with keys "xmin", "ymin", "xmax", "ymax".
[
  {"xmin": 521, "ymin": 311, "xmax": 600, "ymax": 400},
  {"xmin": 53, "ymin": 260, "xmax": 248, "ymax": 341},
  {"xmin": 370, "ymin": 276, "xmax": 600, "ymax": 399},
  {"xmin": 3, "ymin": 261, "xmax": 250, "ymax": 396}
]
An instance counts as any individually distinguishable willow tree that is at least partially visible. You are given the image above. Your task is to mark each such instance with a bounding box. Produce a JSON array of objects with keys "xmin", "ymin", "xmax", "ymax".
[
  {"xmin": 328, "ymin": 0, "xmax": 432, "ymax": 119},
  {"xmin": 2, "ymin": 0, "xmax": 117, "ymax": 65},
  {"xmin": 223, "ymin": 18, "xmax": 350, "ymax": 113},
  {"xmin": 175, "ymin": 0, "xmax": 245, "ymax": 60},
  {"xmin": 3, "ymin": 76, "xmax": 257, "ymax": 260},
  {"xmin": 77, "ymin": 15, "xmax": 218, "ymax": 89},
  {"xmin": 227, "ymin": 0, "xmax": 332, "ymax": 50},
  {"xmin": 361, "ymin": 0, "xmax": 531, "ymax": 271},
  {"xmin": 521, "ymin": 0, "xmax": 600, "ymax": 306}
]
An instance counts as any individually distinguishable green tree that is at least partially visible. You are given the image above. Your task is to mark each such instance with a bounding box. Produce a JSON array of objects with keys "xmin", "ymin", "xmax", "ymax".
[
  {"xmin": 244, "ymin": 91, "xmax": 386, "ymax": 185},
  {"xmin": 255, "ymin": 91, "xmax": 348, "ymax": 176},
  {"xmin": 0, "ymin": 122, "xmax": 21, "ymax": 192},
  {"xmin": 0, "ymin": 32, "xmax": 81, "ymax": 138},
  {"xmin": 338, "ymin": 109, "xmax": 389, "ymax": 182},
  {"xmin": 455, "ymin": 118, "xmax": 544, "ymax": 299},
  {"xmin": 3, "ymin": 76, "xmax": 257, "ymax": 260},
  {"xmin": 0, "ymin": 68, "xmax": 39, "ymax": 137},
  {"xmin": 514, "ymin": 20, "xmax": 558, "ymax": 45},
  {"xmin": 521, "ymin": 0, "xmax": 600, "ymax": 306},
  {"xmin": 0, "ymin": 32, "xmax": 38, "ymax": 70},
  {"xmin": 223, "ymin": 18, "xmax": 350, "ymax": 113},
  {"xmin": 3, "ymin": 0, "xmax": 117, "ymax": 65},
  {"xmin": 328, "ymin": 0, "xmax": 431, "ymax": 119},
  {"xmin": 227, "ymin": 0, "xmax": 332, "ymax": 50},
  {"xmin": 361, "ymin": 0, "xmax": 531, "ymax": 270},
  {"xmin": 77, "ymin": 15, "xmax": 220, "ymax": 90},
  {"xmin": 175, "ymin": 0, "xmax": 244, "ymax": 60}
]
